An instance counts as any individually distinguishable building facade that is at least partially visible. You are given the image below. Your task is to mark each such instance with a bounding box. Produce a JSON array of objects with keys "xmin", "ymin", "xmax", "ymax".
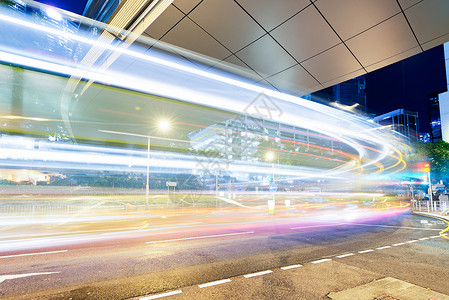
[
  {"xmin": 439, "ymin": 43, "xmax": 449, "ymax": 142},
  {"xmin": 373, "ymin": 109, "xmax": 420, "ymax": 141}
]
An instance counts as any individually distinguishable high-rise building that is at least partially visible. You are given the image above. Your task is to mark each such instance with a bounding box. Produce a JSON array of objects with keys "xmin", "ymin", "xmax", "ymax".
[
  {"xmin": 332, "ymin": 75, "xmax": 367, "ymax": 112},
  {"xmin": 373, "ymin": 109, "xmax": 420, "ymax": 141},
  {"xmin": 308, "ymin": 75, "xmax": 367, "ymax": 112},
  {"xmin": 428, "ymin": 92, "xmax": 442, "ymax": 143}
]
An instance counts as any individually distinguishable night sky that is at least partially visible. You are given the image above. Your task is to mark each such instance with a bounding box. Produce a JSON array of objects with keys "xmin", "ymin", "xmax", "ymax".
[{"xmin": 366, "ymin": 45, "xmax": 447, "ymax": 133}]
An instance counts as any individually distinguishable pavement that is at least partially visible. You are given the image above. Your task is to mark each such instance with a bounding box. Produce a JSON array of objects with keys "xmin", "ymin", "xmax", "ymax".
[
  {"xmin": 2, "ymin": 208, "xmax": 449, "ymax": 299},
  {"xmin": 329, "ymin": 277, "xmax": 449, "ymax": 300}
]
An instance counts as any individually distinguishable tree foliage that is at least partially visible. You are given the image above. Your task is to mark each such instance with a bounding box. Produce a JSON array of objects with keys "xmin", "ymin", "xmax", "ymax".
[{"xmin": 422, "ymin": 140, "xmax": 449, "ymax": 183}]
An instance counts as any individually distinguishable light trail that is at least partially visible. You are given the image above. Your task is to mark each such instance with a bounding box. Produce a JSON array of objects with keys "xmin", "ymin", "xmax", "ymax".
[{"xmin": 0, "ymin": 8, "xmax": 410, "ymax": 180}]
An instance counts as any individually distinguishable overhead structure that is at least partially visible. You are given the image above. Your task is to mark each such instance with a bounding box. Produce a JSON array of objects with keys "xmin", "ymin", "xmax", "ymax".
[{"xmin": 81, "ymin": 0, "xmax": 449, "ymax": 96}]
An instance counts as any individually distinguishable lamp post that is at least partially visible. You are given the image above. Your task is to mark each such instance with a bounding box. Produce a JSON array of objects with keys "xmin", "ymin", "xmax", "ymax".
[
  {"xmin": 265, "ymin": 151, "xmax": 275, "ymax": 182},
  {"xmin": 145, "ymin": 119, "xmax": 170, "ymax": 211},
  {"xmin": 265, "ymin": 151, "xmax": 275, "ymax": 214},
  {"xmin": 424, "ymin": 163, "xmax": 433, "ymax": 212}
]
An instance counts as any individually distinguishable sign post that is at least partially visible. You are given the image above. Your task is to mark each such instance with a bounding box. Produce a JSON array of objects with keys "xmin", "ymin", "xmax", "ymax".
[
  {"xmin": 166, "ymin": 181, "xmax": 177, "ymax": 207},
  {"xmin": 268, "ymin": 183, "xmax": 277, "ymax": 214}
]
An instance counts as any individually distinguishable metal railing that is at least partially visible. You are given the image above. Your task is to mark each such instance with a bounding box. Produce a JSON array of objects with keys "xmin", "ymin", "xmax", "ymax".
[{"xmin": 411, "ymin": 199, "xmax": 449, "ymax": 214}]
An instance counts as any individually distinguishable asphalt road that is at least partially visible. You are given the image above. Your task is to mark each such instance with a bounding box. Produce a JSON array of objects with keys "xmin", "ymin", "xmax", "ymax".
[{"xmin": 0, "ymin": 206, "xmax": 448, "ymax": 299}]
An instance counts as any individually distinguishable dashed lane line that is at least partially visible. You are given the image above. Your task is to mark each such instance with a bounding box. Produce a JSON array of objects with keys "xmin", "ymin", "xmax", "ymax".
[
  {"xmin": 311, "ymin": 258, "xmax": 332, "ymax": 264},
  {"xmin": 358, "ymin": 249, "xmax": 374, "ymax": 254},
  {"xmin": 139, "ymin": 290, "xmax": 182, "ymax": 300},
  {"xmin": 336, "ymin": 253, "xmax": 354, "ymax": 258},
  {"xmin": 0, "ymin": 250, "xmax": 68, "ymax": 259},
  {"xmin": 137, "ymin": 233, "xmax": 445, "ymax": 299},
  {"xmin": 376, "ymin": 246, "xmax": 391, "ymax": 250},
  {"xmin": 326, "ymin": 222, "xmax": 442, "ymax": 231},
  {"xmin": 0, "ymin": 272, "xmax": 60, "ymax": 283},
  {"xmin": 280, "ymin": 264, "xmax": 302, "ymax": 270},
  {"xmin": 198, "ymin": 279, "xmax": 231, "ymax": 288},
  {"xmin": 146, "ymin": 231, "xmax": 254, "ymax": 244},
  {"xmin": 392, "ymin": 242, "xmax": 405, "ymax": 246},
  {"xmin": 243, "ymin": 270, "xmax": 273, "ymax": 278}
]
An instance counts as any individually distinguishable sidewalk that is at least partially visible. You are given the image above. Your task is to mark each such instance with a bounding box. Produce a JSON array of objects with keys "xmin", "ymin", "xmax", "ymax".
[{"xmin": 411, "ymin": 210, "xmax": 449, "ymax": 222}]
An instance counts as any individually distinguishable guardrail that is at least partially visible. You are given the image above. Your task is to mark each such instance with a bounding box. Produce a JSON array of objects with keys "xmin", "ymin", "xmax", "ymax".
[{"xmin": 411, "ymin": 199, "xmax": 449, "ymax": 214}]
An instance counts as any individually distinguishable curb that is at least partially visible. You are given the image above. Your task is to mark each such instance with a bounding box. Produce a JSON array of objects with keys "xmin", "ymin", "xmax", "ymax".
[{"xmin": 412, "ymin": 211, "xmax": 449, "ymax": 237}]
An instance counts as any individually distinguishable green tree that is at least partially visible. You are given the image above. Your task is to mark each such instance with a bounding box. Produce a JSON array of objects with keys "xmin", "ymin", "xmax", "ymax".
[{"xmin": 423, "ymin": 140, "xmax": 449, "ymax": 184}]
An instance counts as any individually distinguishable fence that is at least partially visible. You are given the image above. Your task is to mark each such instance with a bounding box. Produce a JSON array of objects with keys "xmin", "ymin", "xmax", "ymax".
[{"xmin": 411, "ymin": 199, "xmax": 449, "ymax": 214}]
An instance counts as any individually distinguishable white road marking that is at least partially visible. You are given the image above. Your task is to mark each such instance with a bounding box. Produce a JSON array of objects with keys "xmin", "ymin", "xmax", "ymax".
[
  {"xmin": 281, "ymin": 264, "xmax": 302, "ymax": 270},
  {"xmin": 392, "ymin": 243, "xmax": 405, "ymax": 246},
  {"xmin": 0, "ymin": 250, "xmax": 67, "ymax": 259},
  {"xmin": 442, "ymin": 233, "xmax": 448, "ymax": 236},
  {"xmin": 140, "ymin": 290, "xmax": 182, "ymax": 300},
  {"xmin": 430, "ymin": 235, "xmax": 440, "ymax": 238},
  {"xmin": 419, "ymin": 237, "xmax": 430, "ymax": 240},
  {"xmin": 311, "ymin": 258, "xmax": 332, "ymax": 264},
  {"xmin": 0, "ymin": 272, "xmax": 60, "ymax": 283},
  {"xmin": 146, "ymin": 231, "xmax": 254, "ymax": 244},
  {"xmin": 243, "ymin": 270, "xmax": 273, "ymax": 278},
  {"xmin": 198, "ymin": 279, "xmax": 231, "ymax": 288},
  {"xmin": 331, "ymin": 222, "xmax": 441, "ymax": 231},
  {"xmin": 336, "ymin": 253, "xmax": 354, "ymax": 258},
  {"xmin": 358, "ymin": 249, "xmax": 374, "ymax": 254},
  {"xmin": 376, "ymin": 246, "xmax": 391, "ymax": 250},
  {"xmin": 406, "ymin": 240, "xmax": 418, "ymax": 243}
]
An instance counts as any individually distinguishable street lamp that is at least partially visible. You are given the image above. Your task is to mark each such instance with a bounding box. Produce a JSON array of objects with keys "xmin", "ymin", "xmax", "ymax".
[
  {"xmin": 424, "ymin": 163, "xmax": 434, "ymax": 211},
  {"xmin": 265, "ymin": 151, "xmax": 275, "ymax": 214},
  {"xmin": 265, "ymin": 151, "xmax": 275, "ymax": 182},
  {"xmin": 145, "ymin": 119, "xmax": 171, "ymax": 211}
]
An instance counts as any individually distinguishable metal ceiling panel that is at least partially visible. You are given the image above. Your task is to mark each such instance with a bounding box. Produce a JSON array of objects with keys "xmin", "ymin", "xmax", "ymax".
[
  {"xmin": 144, "ymin": 4, "xmax": 184, "ymax": 39},
  {"xmin": 160, "ymin": 16, "xmax": 231, "ymax": 62},
  {"xmin": 314, "ymin": 0, "xmax": 401, "ymax": 41},
  {"xmin": 100, "ymin": 0, "xmax": 449, "ymax": 96},
  {"xmin": 235, "ymin": 0, "xmax": 310, "ymax": 32},
  {"xmin": 405, "ymin": 0, "xmax": 449, "ymax": 46},
  {"xmin": 213, "ymin": 54, "xmax": 263, "ymax": 82},
  {"xmin": 301, "ymin": 43, "xmax": 362, "ymax": 84},
  {"xmin": 270, "ymin": 5, "xmax": 340, "ymax": 63},
  {"xmin": 266, "ymin": 64, "xmax": 321, "ymax": 95},
  {"xmin": 345, "ymin": 14, "xmax": 419, "ymax": 67},
  {"xmin": 364, "ymin": 46, "xmax": 421, "ymax": 72},
  {"xmin": 397, "ymin": 0, "xmax": 423, "ymax": 10},
  {"xmin": 172, "ymin": 0, "xmax": 202, "ymax": 14},
  {"xmin": 188, "ymin": 0, "xmax": 265, "ymax": 52},
  {"xmin": 235, "ymin": 34, "xmax": 296, "ymax": 77},
  {"xmin": 322, "ymin": 69, "xmax": 366, "ymax": 89}
]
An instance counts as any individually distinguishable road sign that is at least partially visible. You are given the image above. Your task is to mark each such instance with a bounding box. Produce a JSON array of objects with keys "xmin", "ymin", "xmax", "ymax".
[
  {"xmin": 166, "ymin": 182, "xmax": 177, "ymax": 187},
  {"xmin": 269, "ymin": 184, "xmax": 277, "ymax": 192}
]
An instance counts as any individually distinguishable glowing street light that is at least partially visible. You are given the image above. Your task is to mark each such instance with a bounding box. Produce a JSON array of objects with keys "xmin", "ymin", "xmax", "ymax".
[
  {"xmin": 265, "ymin": 151, "xmax": 274, "ymax": 162},
  {"xmin": 158, "ymin": 119, "xmax": 170, "ymax": 131},
  {"xmin": 45, "ymin": 7, "xmax": 62, "ymax": 21},
  {"xmin": 145, "ymin": 119, "xmax": 171, "ymax": 211}
]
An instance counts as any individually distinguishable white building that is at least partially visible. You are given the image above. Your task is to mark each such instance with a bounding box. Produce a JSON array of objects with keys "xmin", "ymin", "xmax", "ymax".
[{"xmin": 439, "ymin": 43, "xmax": 449, "ymax": 142}]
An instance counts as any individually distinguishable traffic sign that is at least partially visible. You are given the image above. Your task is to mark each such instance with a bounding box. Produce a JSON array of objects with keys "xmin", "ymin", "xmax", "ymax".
[{"xmin": 269, "ymin": 184, "xmax": 277, "ymax": 192}]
